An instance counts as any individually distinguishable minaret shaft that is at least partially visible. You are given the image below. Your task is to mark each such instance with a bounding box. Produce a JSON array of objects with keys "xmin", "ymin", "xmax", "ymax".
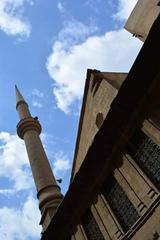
[
  {"xmin": 17, "ymin": 102, "xmax": 32, "ymax": 119},
  {"xmin": 15, "ymin": 86, "xmax": 63, "ymax": 232},
  {"xmin": 24, "ymin": 130, "xmax": 56, "ymax": 191}
]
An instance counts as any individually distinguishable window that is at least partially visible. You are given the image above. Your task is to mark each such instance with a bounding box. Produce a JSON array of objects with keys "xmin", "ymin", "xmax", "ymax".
[
  {"xmin": 127, "ymin": 129, "xmax": 160, "ymax": 185},
  {"xmin": 82, "ymin": 208, "xmax": 105, "ymax": 240},
  {"xmin": 102, "ymin": 175, "xmax": 139, "ymax": 232}
]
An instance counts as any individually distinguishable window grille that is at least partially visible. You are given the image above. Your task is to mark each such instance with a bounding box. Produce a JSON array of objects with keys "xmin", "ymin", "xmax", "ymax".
[
  {"xmin": 102, "ymin": 175, "xmax": 139, "ymax": 232},
  {"xmin": 127, "ymin": 129, "xmax": 160, "ymax": 185},
  {"xmin": 82, "ymin": 208, "xmax": 105, "ymax": 240}
]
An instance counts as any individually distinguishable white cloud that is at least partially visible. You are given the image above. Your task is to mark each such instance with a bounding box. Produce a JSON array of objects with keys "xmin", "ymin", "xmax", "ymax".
[
  {"xmin": 32, "ymin": 89, "xmax": 44, "ymax": 98},
  {"xmin": 53, "ymin": 152, "xmax": 70, "ymax": 176},
  {"xmin": 0, "ymin": 188, "xmax": 16, "ymax": 195},
  {"xmin": 0, "ymin": 131, "xmax": 69, "ymax": 238},
  {"xmin": 84, "ymin": 0, "xmax": 99, "ymax": 12},
  {"xmin": 0, "ymin": 194, "xmax": 41, "ymax": 240},
  {"xmin": 0, "ymin": 131, "xmax": 68, "ymax": 238},
  {"xmin": 46, "ymin": 19, "xmax": 99, "ymax": 113},
  {"xmin": 57, "ymin": 19, "xmax": 98, "ymax": 48},
  {"xmin": 32, "ymin": 100, "xmax": 43, "ymax": 108},
  {"xmin": 57, "ymin": 1, "xmax": 65, "ymax": 14},
  {"xmin": 114, "ymin": 0, "xmax": 138, "ymax": 21},
  {"xmin": 0, "ymin": 0, "xmax": 32, "ymax": 37},
  {"xmin": 31, "ymin": 89, "xmax": 44, "ymax": 108},
  {"xmin": 0, "ymin": 131, "xmax": 70, "ymax": 192},
  {"xmin": 46, "ymin": 27, "xmax": 142, "ymax": 113},
  {"xmin": 0, "ymin": 132, "xmax": 33, "ymax": 191},
  {"xmin": 46, "ymin": 0, "xmax": 141, "ymax": 114}
]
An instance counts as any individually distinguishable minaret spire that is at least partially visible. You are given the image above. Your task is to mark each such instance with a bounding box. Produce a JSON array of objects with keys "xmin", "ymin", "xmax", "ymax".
[
  {"xmin": 15, "ymin": 86, "xmax": 63, "ymax": 232},
  {"xmin": 15, "ymin": 85, "xmax": 25, "ymax": 104},
  {"xmin": 15, "ymin": 85, "xmax": 31, "ymax": 119}
]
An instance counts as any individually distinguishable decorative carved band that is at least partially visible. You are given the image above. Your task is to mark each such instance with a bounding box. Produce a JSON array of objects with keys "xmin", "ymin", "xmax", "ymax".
[
  {"xmin": 17, "ymin": 117, "xmax": 42, "ymax": 139},
  {"xmin": 37, "ymin": 184, "xmax": 63, "ymax": 210},
  {"xmin": 39, "ymin": 193, "xmax": 63, "ymax": 211},
  {"xmin": 37, "ymin": 184, "xmax": 61, "ymax": 198}
]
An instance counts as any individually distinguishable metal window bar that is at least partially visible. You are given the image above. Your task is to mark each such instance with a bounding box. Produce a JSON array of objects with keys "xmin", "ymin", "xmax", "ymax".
[
  {"xmin": 102, "ymin": 175, "xmax": 139, "ymax": 232},
  {"xmin": 81, "ymin": 208, "xmax": 105, "ymax": 240},
  {"xmin": 127, "ymin": 129, "xmax": 160, "ymax": 185}
]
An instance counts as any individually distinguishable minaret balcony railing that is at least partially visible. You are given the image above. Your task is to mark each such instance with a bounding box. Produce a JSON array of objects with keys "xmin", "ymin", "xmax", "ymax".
[{"xmin": 17, "ymin": 117, "xmax": 41, "ymax": 139}]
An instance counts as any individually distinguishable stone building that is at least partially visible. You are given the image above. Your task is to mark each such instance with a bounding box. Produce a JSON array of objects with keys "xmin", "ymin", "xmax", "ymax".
[
  {"xmin": 125, "ymin": 0, "xmax": 160, "ymax": 41},
  {"xmin": 16, "ymin": 1, "xmax": 160, "ymax": 240},
  {"xmin": 41, "ymin": 5, "xmax": 160, "ymax": 240}
]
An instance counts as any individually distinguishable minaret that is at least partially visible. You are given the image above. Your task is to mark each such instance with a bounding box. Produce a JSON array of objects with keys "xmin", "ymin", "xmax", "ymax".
[{"xmin": 15, "ymin": 86, "xmax": 63, "ymax": 231}]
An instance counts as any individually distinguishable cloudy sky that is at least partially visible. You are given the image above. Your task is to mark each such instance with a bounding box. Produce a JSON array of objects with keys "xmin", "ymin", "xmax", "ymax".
[{"xmin": 0, "ymin": 0, "xmax": 142, "ymax": 239}]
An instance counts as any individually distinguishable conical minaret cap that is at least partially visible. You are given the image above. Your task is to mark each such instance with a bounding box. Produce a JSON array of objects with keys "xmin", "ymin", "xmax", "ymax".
[
  {"xmin": 15, "ymin": 85, "xmax": 26, "ymax": 103},
  {"xmin": 15, "ymin": 85, "xmax": 28, "ymax": 110}
]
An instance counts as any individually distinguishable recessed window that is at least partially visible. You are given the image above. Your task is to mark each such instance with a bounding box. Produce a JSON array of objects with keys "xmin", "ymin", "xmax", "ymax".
[
  {"xmin": 82, "ymin": 208, "xmax": 105, "ymax": 240},
  {"xmin": 127, "ymin": 129, "xmax": 160, "ymax": 186},
  {"xmin": 102, "ymin": 175, "xmax": 139, "ymax": 232}
]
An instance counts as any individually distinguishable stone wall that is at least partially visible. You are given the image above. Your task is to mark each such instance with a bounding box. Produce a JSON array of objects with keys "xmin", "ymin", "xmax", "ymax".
[
  {"xmin": 125, "ymin": 0, "xmax": 160, "ymax": 41},
  {"xmin": 72, "ymin": 71, "xmax": 126, "ymax": 177}
]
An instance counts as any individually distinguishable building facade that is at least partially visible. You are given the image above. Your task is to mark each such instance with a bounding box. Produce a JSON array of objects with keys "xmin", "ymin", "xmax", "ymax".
[
  {"xmin": 125, "ymin": 0, "xmax": 160, "ymax": 41},
  {"xmin": 41, "ymin": 6, "xmax": 160, "ymax": 240},
  {"xmin": 70, "ymin": 69, "xmax": 160, "ymax": 240},
  {"xmin": 14, "ymin": 2, "xmax": 160, "ymax": 240}
]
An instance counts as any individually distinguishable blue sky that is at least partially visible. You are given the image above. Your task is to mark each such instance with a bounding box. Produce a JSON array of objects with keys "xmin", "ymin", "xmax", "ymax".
[{"xmin": 0, "ymin": 0, "xmax": 142, "ymax": 239}]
